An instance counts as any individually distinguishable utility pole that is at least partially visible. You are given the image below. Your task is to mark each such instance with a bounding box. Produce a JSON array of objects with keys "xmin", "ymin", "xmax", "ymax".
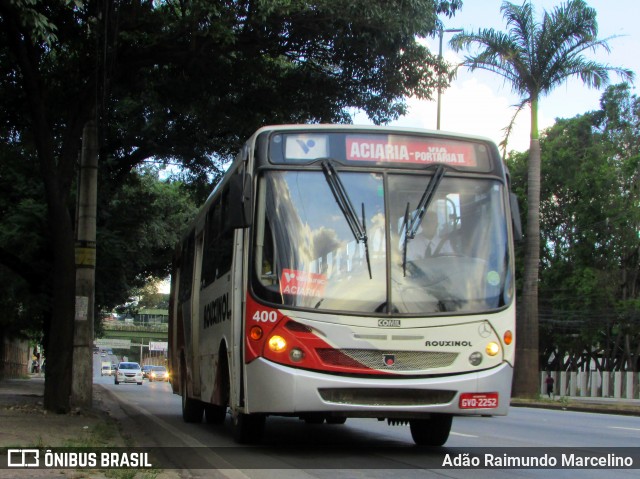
[
  {"xmin": 437, "ymin": 28, "xmax": 463, "ymax": 130},
  {"xmin": 71, "ymin": 119, "xmax": 98, "ymax": 408}
]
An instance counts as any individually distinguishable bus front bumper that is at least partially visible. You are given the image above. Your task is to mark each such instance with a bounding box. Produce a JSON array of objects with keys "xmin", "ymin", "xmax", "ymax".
[{"xmin": 244, "ymin": 358, "xmax": 513, "ymax": 417}]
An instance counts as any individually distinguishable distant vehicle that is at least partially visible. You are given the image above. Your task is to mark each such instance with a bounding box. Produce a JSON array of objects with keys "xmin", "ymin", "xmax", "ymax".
[
  {"xmin": 93, "ymin": 347, "xmax": 99, "ymax": 355},
  {"xmin": 101, "ymin": 351, "xmax": 106, "ymax": 357},
  {"xmin": 107, "ymin": 349, "xmax": 113, "ymax": 355},
  {"xmin": 100, "ymin": 361, "xmax": 111, "ymax": 376},
  {"xmin": 114, "ymin": 362, "xmax": 143, "ymax": 385},
  {"xmin": 148, "ymin": 366, "xmax": 169, "ymax": 382},
  {"xmin": 141, "ymin": 365, "xmax": 154, "ymax": 379}
]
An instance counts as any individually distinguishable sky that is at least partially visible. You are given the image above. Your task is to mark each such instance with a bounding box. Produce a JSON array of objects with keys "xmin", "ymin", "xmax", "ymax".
[{"xmin": 355, "ymin": 0, "xmax": 640, "ymax": 153}]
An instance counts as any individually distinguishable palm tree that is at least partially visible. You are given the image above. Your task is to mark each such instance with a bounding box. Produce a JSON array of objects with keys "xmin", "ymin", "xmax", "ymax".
[{"xmin": 450, "ymin": 0, "xmax": 634, "ymax": 398}]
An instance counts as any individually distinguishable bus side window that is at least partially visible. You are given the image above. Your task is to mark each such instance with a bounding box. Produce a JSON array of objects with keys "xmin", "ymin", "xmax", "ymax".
[
  {"xmin": 201, "ymin": 185, "xmax": 234, "ymax": 288},
  {"xmin": 201, "ymin": 201, "xmax": 220, "ymax": 288},
  {"xmin": 252, "ymin": 214, "xmax": 281, "ymax": 303},
  {"xmin": 217, "ymin": 185, "xmax": 234, "ymax": 279},
  {"xmin": 179, "ymin": 232, "xmax": 195, "ymax": 302},
  {"xmin": 260, "ymin": 219, "xmax": 276, "ymax": 285}
]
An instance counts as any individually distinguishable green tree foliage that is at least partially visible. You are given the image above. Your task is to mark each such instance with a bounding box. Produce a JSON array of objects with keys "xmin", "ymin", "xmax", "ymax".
[
  {"xmin": 0, "ymin": 148, "xmax": 193, "ymax": 354},
  {"xmin": 96, "ymin": 166, "xmax": 197, "ymax": 313},
  {"xmin": 134, "ymin": 280, "xmax": 170, "ymax": 311},
  {"xmin": 508, "ymin": 84, "xmax": 640, "ymax": 374},
  {"xmin": 104, "ymin": 0, "xmax": 462, "ymax": 182},
  {"xmin": 112, "ymin": 280, "xmax": 170, "ymax": 323},
  {"xmin": 1, "ymin": 0, "xmax": 462, "ymax": 411},
  {"xmin": 536, "ymin": 113, "xmax": 619, "ymax": 372},
  {"xmin": 0, "ymin": 144, "xmax": 49, "ymax": 338},
  {"xmin": 595, "ymin": 84, "xmax": 640, "ymax": 371},
  {"xmin": 451, "ymin": 0, "xmax": 633, "ymax": 398}
]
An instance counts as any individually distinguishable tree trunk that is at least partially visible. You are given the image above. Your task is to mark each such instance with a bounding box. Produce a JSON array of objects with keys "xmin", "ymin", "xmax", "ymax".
[
  {"xmin": 0, "ymin": 331, "xmax": 5, "ymax": 380},
  {"xmin": 513, "ymin": 98, "xmax": 541, "ymax": 398},
  {"xmin": 1, "ymin": 2, "xmax": 79, "ymax": 413},
  {"xmin": 42, "ymin": 188, "xmax": 76, "ymax": 413},
  {"xmin": 623, "ymin": 334, "xmax": 633, "ymax": 372}
]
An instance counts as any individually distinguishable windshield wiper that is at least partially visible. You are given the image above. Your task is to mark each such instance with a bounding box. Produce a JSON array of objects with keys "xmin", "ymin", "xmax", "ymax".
[
  {"xmin": 321, "ymin": 160, "xmax": 372, "ymax": 279},
  {"xmin": 402, "ymin": 202, "xmax": 410, "ymax": 277},
  {"xmin": 401, "ymin": 164, "xmax": 447, "ymax": 275}
]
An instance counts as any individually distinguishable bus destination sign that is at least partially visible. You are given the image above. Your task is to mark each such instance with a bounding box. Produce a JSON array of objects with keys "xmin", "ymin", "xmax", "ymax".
[{"xmin": 346, "ymin": 135, "xmax": 477, "ymax": 167}]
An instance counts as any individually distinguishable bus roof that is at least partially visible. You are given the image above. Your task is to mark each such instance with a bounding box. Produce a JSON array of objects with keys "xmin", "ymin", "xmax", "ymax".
[{"xmin": 247, "ymin": 124, "xmax": 498, "ymax": 147}]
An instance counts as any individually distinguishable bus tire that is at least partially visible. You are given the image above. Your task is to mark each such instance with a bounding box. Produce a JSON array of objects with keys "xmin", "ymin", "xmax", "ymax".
[
  {"xmin": 181, "ymin": 367, "xmax": 203, "ymax": 423},
  {"xmin": 409, "ymin": 414, "xmax": 452, "ymax": 446},
  {"xmin": 326, "ymin": 417, "xmax": 347, "ymax": 425},
  {"xmin": 232, "ymin": 413, "xmax": 265, "ymax": 444},
  {"xmin": 206, "ymin": 346, "xmax": 230, "ymax": 425},
  {"xmin": 303, "ymin": 413, "xmax": 325, "ymax": 424},
  {"xmin": 205, "ymin": 404, "xmax": 227, "ymax": 424}
]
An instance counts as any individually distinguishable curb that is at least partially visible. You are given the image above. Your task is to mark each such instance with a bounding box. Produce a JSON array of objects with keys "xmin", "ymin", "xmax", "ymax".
[{"xmin": 510, "ymin": 400, "xmax": 640, "ymax": 417}]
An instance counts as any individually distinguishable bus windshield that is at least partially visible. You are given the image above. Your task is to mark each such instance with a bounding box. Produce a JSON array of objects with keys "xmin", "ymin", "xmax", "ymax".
[{"xmin": 252, "ymin": 168, "xmax": 512, "ymax": 315}]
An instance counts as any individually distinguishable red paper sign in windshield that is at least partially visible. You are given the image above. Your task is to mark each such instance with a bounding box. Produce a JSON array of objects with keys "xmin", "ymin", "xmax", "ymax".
[
  {"xmin": 346, "ymin": 136, "xmax": 477, "ymax": 167},
  {"xmin": 280, "ymin": 269, "xmax": 327, "ymax": 297}
]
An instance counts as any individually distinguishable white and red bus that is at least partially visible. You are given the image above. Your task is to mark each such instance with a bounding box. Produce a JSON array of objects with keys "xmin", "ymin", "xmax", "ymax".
[{"xmin": 168, "ymin": 124, "xmax": 521, "ymax": 445}]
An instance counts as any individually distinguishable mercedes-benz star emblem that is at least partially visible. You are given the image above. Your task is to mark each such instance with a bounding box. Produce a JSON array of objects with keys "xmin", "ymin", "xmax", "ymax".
[{"xmin": 478, "ymin": 322, "xmax": 493, "ymax": 338}]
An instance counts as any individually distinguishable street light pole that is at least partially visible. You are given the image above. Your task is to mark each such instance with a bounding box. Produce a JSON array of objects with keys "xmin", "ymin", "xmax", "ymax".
[{"xmin": 437, "ymin": 28, "xmax": 463, "ymax": 130}]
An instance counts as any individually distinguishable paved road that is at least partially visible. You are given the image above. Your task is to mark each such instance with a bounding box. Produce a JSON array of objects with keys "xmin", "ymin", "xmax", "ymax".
[{"xmin": 94, "ymin": 363, "xmax": 640, "ymax": 479}]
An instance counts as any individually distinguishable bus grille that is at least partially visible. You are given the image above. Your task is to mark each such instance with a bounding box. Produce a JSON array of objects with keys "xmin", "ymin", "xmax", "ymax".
[
  {"xmin": 315, "ymin": 348, "xmax": 457, "ymax": 371},
  {"xmin": 318, "ymin": 388, "xmax": 456, "ymax": 406}
]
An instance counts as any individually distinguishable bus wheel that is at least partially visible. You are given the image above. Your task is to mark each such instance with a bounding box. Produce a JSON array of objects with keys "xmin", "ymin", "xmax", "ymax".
[
  {"xmin": 206, "ymin": 349, "xmax": 229, "ymax": 425},
  {"xmin": 205, "ymin": 404, "xmax": 227, "ymax": 424},
  {"xmin": 181, "ymin": 369, "xmax": 203, "ymax": 423},
  {"xmin": 409, "ymin": 414, "xmax": 452, "ymax": 446},
  {"xmin": 303, "ymin": 413, "xmax": 325, "ymax": 424},
  {"xmin": 232, "ymin": 413, "xmax": 265, "ymax": 444},
  {"xmin": 326, "ymin": 417, "xmax": 347, "ymax": 425}
]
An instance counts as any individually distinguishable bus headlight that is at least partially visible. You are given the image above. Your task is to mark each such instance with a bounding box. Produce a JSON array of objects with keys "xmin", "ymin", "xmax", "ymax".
[
  {"xmin": 469, "ymin": 351, "xmax": 483, "ymax": 366},
  {"xmin": 289, "ymin": 348, "xmax": 305, "ymax": 362},
  {"xmin": 486, "ymin": 342, "xmax": 500, "ymax": 356},
  {"xmin": 268, "ymin": 335, "xmax": 287, "ymax": 352}
]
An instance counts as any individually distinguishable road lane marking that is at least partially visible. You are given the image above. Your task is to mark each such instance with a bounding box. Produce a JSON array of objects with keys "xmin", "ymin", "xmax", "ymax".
[
  {"xmin": 99, "ymin": 385, "xmax": 251, "ymax": 478},
  {"xmin": 609, "ymin": 426, "xmax": 640, "ymax": 432},
  {"xmin": 98, "ymin": 384, "xmax": 319, "ymax": 479},
  {"xmin": 450, "ymin": 432, "xmax": 478, "ymax": 438}
]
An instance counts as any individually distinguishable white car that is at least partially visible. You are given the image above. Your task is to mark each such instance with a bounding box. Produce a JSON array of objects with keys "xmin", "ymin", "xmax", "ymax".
[
  {"xmin": 114, "ymin": 362, "xmax": 143, "ymax": 385},
  {"xmin": 148, "ymin": 366, "xmax": 170, "ymax": 382}
]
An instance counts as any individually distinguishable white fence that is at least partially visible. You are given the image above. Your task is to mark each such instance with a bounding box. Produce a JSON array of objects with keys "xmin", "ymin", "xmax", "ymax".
[{"xmin": 540, "ymin": 371, "xmax": 639, "ymax": 399}]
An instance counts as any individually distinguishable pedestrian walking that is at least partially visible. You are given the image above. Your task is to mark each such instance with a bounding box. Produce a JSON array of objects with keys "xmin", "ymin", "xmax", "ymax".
[{"xmin": 545, "ymin": 373, "xmax": 555, "ymax": 399}]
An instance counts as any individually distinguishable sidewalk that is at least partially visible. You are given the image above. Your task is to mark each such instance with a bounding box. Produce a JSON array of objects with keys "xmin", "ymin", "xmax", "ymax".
[
  {"xmin": 510, "ymin": 394, "xmax": 640, "ymax": 415},
  {"xmin": 0, "ymin": 376, "xmax": 157, "ymax": 478},
  {"xmin": 1, "ymin": 375, "xmax": 134, "ymax": 443},
  {"xmin": 0, "ymin": 376, "xmax": 126, "ymax": 448}
]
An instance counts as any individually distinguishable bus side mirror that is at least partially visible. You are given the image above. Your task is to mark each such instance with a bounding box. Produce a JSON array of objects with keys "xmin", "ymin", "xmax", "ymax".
[
  {"xmin": 510, "ymin": 192, "xmax": 523, "ymax": 241},
  {"xmin": 227, "ymin": 173, "xmax": 253, "ymax": 229}
]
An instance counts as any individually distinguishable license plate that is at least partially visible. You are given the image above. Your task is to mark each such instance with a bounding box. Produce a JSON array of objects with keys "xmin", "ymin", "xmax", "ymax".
[{"xmin": 459, "ymin": 392, "xmax": 499, "ymax": 409}]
